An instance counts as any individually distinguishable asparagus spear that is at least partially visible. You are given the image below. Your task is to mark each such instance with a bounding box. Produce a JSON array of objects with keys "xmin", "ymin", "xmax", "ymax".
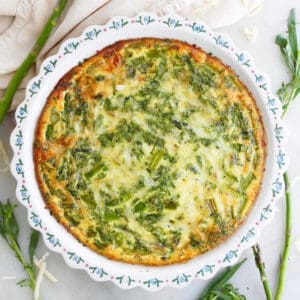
[
  {"xmin": 252, "ymin": 245, "xmax": 273, "ymax": 300},
  {"xmin": 275, "ymin": 173, "xmax": 292, "ymax": 300},
  {"xmin": 0, "ymin": 0, "xmax": 69, "ymax": 125}
]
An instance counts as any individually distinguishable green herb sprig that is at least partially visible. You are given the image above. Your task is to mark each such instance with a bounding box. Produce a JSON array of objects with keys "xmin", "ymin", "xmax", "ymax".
[
  {"xmin": 275, "ymin": 8, "xmax": 300, "ymax": 117},
  {"xmin": 0, "ymin": 200, "xmax": 40, "ymax": 290},
  {"xmin": 199, "ymin": 258, "xmax": 247, "ymax": 299}
]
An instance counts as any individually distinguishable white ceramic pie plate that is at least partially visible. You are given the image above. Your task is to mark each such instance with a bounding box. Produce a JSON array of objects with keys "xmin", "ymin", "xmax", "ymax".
[{"xmin": 10, "ymin": 13, "xmax": 288, "ymax": 291}]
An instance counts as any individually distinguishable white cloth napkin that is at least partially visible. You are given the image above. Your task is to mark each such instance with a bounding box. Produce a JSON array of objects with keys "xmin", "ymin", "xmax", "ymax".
[{"xmin": 0, "ymin": 0, "xmax": 264, "ymax": 110}]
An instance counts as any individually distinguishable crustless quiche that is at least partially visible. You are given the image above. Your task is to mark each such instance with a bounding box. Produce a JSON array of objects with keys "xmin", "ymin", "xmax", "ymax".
[{"xmin": 34, "ymin": 38, "xmax": 266, "ymax": 265}]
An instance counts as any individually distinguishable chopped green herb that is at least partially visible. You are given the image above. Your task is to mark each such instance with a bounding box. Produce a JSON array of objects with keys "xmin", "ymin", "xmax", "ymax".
[
  {"xmin": 84, "ymin": 161, "xmax": 107, "ymax": 179},
  {"xmin": 95, "ymin": 74, "xmax": 105, "ymax": 81},
  {"xmin": 104, "ymin": 210, "xmax": 119, "ymax": 221},
  {"xmin": 45, "ymin": 124, "xmax": 54, "ymax": 140},
  {"xmin": 81, "ymin": 194, "xmax": 97, "ymax": 209},
  {"xmin": 134, "ymin": 201, "xmax": 146, "ymax": 212}
]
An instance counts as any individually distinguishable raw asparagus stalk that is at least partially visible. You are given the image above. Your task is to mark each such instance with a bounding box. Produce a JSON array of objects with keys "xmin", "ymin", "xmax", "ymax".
[
  {"xmin": 252, "ymin": 244, "xmax": 273, "ymax": 300},
  {"xmin": 0, "ymin": 0, "xmax": 69, "ymax": 124},
  {"xmin": 275, "ymin": 173, "xmax": 292, "ymax": 300}
]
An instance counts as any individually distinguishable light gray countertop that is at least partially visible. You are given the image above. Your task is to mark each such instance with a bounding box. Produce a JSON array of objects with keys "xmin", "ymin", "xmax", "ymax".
[{"xmin": 1, "ymin": 0, "xmax": 300, "ymax": 299}]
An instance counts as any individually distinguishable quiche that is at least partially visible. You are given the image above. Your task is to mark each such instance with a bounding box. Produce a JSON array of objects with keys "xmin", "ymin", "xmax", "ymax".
[{"xmin": 34, "ymin": 38, "xmax": 266, "ymax": 265}]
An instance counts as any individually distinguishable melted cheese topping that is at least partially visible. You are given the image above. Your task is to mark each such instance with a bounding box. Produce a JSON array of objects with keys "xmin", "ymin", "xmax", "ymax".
[{"xmin": 34, "ymin": 38, "xmax": 266, "ymax": 265}]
